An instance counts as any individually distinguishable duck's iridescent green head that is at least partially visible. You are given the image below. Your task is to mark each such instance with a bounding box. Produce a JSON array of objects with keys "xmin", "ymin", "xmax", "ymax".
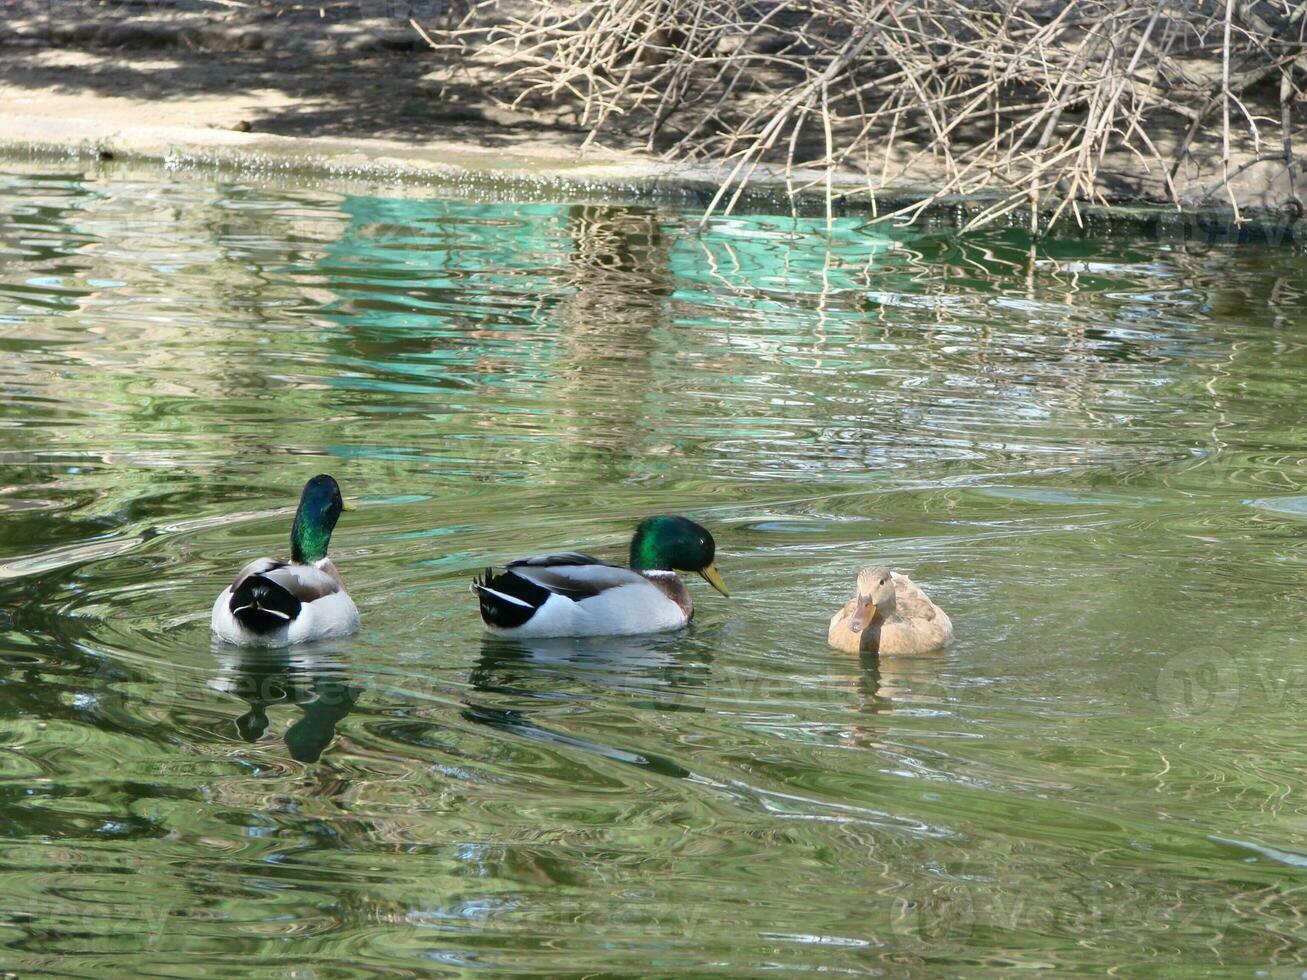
[
  {"xmin": 629, "ymin": 515, "xmax": 729, "ymax": 596},
  {"xmin": 291, "ymin": 474, "xmax": 345, "ymax": 563}
]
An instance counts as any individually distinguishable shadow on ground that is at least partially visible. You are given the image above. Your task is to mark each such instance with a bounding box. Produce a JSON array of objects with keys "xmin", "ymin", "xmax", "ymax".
[{"xmin": 1, "ymin": 0, "xmax": 592, "ymax": 149}]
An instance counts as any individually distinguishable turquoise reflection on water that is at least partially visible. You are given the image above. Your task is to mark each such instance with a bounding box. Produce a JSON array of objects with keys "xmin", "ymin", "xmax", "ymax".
[{"xmin": 2, "ymin": 164, "xmax": 1307, "ymax": 972}]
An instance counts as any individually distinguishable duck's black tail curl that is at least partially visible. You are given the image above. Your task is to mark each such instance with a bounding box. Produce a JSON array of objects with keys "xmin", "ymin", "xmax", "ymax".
[
  {"xmin": 471, "ymin": 567, "xmax": 547, "ymax": 630},
  {"xmin": 230, "ymin": 574, "xmax": 301, "ymax": 634}
]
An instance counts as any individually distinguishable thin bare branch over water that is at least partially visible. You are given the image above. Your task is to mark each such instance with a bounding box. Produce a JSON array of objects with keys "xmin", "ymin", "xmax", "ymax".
[{"xmin": 424, "ymin": 0, "xmax": 1306, "ymax": 230}]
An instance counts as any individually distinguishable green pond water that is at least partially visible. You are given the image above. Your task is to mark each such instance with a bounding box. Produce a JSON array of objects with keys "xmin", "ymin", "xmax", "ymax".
[{"xmin": 3, "ymin": 163, "xmax": 1307, "ymax": 976}]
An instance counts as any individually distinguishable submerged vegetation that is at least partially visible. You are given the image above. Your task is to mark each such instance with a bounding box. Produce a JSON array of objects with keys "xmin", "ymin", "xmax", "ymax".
[{"xmin": 427, "ymin": 0, "xmax": 1306, "ymax": 229}]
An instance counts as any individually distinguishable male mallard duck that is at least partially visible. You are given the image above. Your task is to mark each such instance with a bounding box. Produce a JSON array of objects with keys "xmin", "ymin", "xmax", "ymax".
[
  {"xmin": 828, "ymin": 566, "xmax": 952, "ymax": 655},
  {"xmin": 472, "ymin": 515, "xmax": 729, "ymax": 638},
  {"xmin": 210, "ymin": 474, "xmax": 359, "ymax": 647}
]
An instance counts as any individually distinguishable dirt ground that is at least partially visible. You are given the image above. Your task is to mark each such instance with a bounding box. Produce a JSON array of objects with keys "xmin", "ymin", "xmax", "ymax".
[
  {"xmin": 4, "ymin": 1, "xmax": 592, "ymax": 145},
  {"xmin": 0, "ymin": 0, "xmax": 697, "ymax": 192}
]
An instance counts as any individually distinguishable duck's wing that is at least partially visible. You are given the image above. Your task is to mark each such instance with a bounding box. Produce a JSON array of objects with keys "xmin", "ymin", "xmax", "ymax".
[
  {"xmin": 473, "ymin": 553, "xmax": 646, "ymax": 629},
  {"xmin": 229, "ymin": 557, "xmax": 282, "ymax": 591},
  {"xmin": 891, "ymin": 573, "xmax": 940, "ymax": 622},
  {"xmin": 259, "ymin": 560, "xmax": 345, "ymax": 603},
  {"xmin": 507, "ymin": 553, "xmax": 645, "ymax": 597},
  {"xmin": 509, "ymin": 552, "xmax": 608, "ymax": 568},
  {"xmin": 884, "ymin": 573, "xmax": 953, "ymax": 652},
  {"xmin": 231, "ymin": 558, "xmax": 344, "ymax": 603}
]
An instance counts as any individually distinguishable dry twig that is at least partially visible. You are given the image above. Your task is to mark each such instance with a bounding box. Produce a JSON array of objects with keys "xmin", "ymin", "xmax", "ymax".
[{"xmin": 422, "ymin": 0, "xmax": 1306, "ymax": 230}]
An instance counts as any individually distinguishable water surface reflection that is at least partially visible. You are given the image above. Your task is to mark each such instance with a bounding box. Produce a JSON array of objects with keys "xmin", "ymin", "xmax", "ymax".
[{"xmin": 2, "ymin": 164, "xmax": 1307, "ymax": 972}]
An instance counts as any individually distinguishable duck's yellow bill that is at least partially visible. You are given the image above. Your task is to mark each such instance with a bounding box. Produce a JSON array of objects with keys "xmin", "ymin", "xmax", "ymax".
[
  {"xmin": 341, "ymin": 499, "xmax": 358, "ymax": 512},
  {"xmin": 698, "ymin": 562, "xmax": 730, "ymax": 597}
]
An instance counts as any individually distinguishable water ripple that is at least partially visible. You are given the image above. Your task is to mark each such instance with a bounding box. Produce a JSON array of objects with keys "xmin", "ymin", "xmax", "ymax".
[{"xmin": 1, "ymin": 164, "xmax": 1306, "ymax": 972}]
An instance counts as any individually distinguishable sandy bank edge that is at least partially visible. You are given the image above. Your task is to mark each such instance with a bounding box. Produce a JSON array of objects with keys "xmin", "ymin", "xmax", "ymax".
[
  {"xmin": 0, "ymin": 112, "xmax": 774, "ymax": 198},
  {"xmin": 2, "ymin": 110, "xmax": 1301, "ymax": 243}
]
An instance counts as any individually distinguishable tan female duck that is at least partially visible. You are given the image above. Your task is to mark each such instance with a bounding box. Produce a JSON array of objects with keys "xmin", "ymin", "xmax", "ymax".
[{"xmin": 828, "ymin": 566, "xmax": 953, "ymax": 655}]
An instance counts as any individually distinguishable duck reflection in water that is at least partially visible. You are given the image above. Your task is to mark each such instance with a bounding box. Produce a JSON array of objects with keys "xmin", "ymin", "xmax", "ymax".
[
  {"xmin": 861, "ymin": 646, "xmax": 949, "ymax": 701},
  {"xmin": 465, "ymin": 633, "xmax": 708, "ymax": 781},
  {"xmin": 210, "ymin": 639, "xmax": 360, "ymax": 762},
  {"xmin": 834, "ymin": 647, "xmax": 952, "ymax": 753},
  {"xmin": 469, "ymin": 631, "xmax": 708, "ymax": 698}
]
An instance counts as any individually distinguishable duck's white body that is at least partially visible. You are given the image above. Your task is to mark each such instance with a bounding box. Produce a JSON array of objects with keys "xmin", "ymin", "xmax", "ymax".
[
  {"xmin": 495, "ymin": 572, "xmax": 688, "ymax": 638},
  {"xmin": 475, "ymin": 555, "xmax": 693, "ymax": 638},
  {"xmin": 211, "ymin": 557, "xmax": 359, "ymax": 648},
  {"xmin": 829, "ymin": 572, "xmax": 952, "ymax": 655}
]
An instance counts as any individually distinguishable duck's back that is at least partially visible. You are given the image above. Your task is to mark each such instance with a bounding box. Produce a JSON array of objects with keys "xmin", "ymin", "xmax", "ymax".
[{"xmin": 879, "ymin": 573, "xmax": 952, "ymax": 655}]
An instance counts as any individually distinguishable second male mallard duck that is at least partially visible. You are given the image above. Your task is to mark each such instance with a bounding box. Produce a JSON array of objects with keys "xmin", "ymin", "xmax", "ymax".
[
  {"xmin": 211, "ymin": 474, "xmax": 359, "ymax": 648},
  {"xmin": 472, "ymin": 515, "xmax": 729, "ymax": 638},
  {"xmin": 828, "ymin": 566, "xmax": 952, "ymax": 655}
]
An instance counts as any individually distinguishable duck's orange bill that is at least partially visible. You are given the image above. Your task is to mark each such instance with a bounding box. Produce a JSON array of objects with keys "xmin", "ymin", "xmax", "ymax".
[{"xmin": 849, "ymin": 596, "xmax": 876, "ymax": 633}]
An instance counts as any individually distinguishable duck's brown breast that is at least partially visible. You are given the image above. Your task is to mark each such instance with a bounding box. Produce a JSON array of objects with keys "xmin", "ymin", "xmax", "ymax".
[{"xmin": 641, "ymin": 571, "xmax": 693, "ymax": 620}]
